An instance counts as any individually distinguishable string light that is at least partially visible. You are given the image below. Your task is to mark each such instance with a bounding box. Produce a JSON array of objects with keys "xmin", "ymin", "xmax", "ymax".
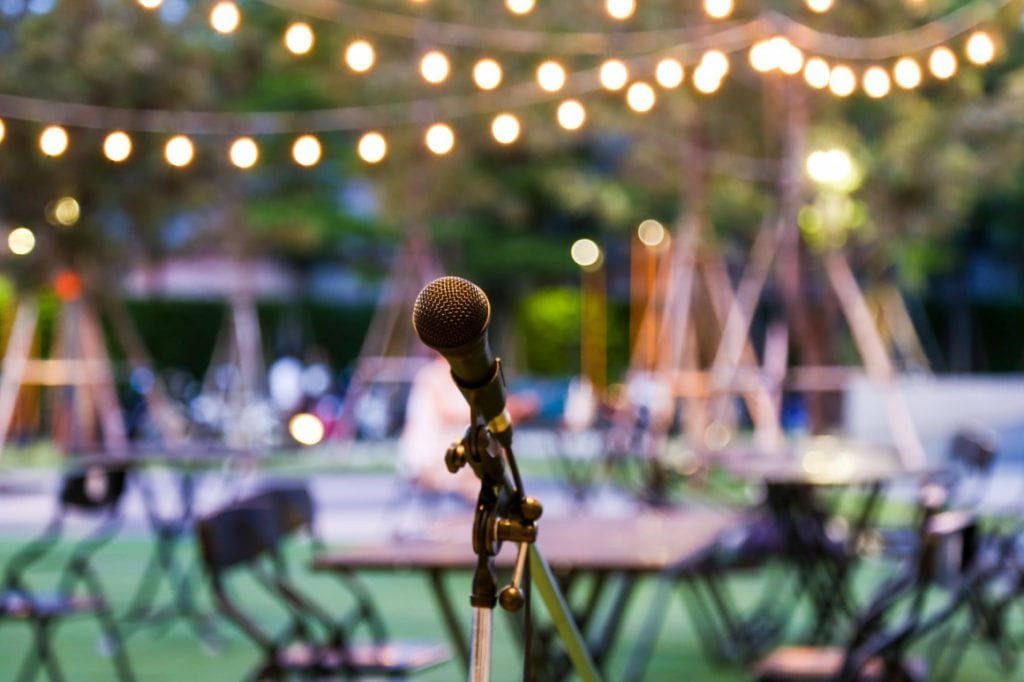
[
  {"xmin": 703, "ymin": 0, "xmax": 733, "ymax": 20},
  {"xmin": 103, "ymin": 131, "xmax": 132, "ymax": 162},
  {"xmin": 165, "ymin": 135, "xmax": 194, "ymax": 167},
  {"xmin": 700, "ymin": 50, "xmax": 730, "ymax": 78},
  {"xmin": 229, "ymin": 137, "xmax": 259, "ymax": 169},
  {"xmin": 292, "ymin": 134, "xmax": 322, "ymax": 166},
  {"xmin": 537, "ymin": 61, "xmax": 567, "ymax": 92},
  {"xmin": 420, "ymin": 51, "xmax": 450, "ymax": 84},
  {"xmin": 750, "ymin": 39, "xmax": 779, "ymax": 73},
  {"xmin": 136, "ymin": 0, "xmax": 162, "ymax": 10},
  {"xmin": 692, "ymin": 63, "xmax": 723, "ymax": 94},
  {"xmin": 804, "ymin": 57, "xmax": 831, "ymax": 89},
  {"xmin": 345, "ymin": 40, "xmax": 375, "ymax": 73},
  {"xmin": 52, "ymin": 197, "xmax": 80, "ymax": 226},
  {"xmin": 655, "ymin": 58, "xmax": 684, "ymax": 88},
  {"xmin": 778, "ymin": 40, "xmax": 804, "ymax": 75},
  {"xmin": 358, "ymin": 131, "xmax": 387, "ymax": 163},
  {"xmin": 39, "ymin": 125, "xmax": 68, "ymax": 157},
  {"xmin": 828, "ymin": 64, "xmax": 856, "ymax": 96},
  {"xmin": 806, "ymin": 0, "xmax": 834, "ymax": 12},
  {"xmin": 605, "ymin": 0, "xmax": 635, "ymax": 21},
  {"xmin": 893, "ymin": 57, "xmax": 922, "ymax": 88},
  {"xmin": 0, "ymin": 118, "xmax": 6, "ymax": 144},
  {"xmin": 599, "ymin": 59, "xmax": 629, "ymax": 91},
  {"xmin": 284, "ymin": 22, "xmax": 315, "ymax": 55},
  {"xmin": 626, "ymin": 81, "xmax": 656, "ymax": 112},
  {"xmin": 491, "ymin": 113, "xmax": 521, "ymax": 144},
  {"xmin": 570, "ymin": 238, "xmax": 601, "ymax": 268},
  {"xmin": 806, "ymin": 148, "xmax": 855, "ymax": 190},
  {"xmin": 7, "ymin": 227, "xmax": 35, "ymax": 256},
  {"xmin": 965, "ymin": 31, "xmax": 995, "ymax": 65},
  {"xmin": 288, "ymin": 413, "xmax": 325, "ymax": 446},
  {"xmin": 929, "ymin": 46, "xmax": 958, "ymax": 79},
  {"xmin": 557, "ymin": 99, "xmax": 586, "ymax": 130},
  {"xmin": 505, "ymin": 0, "xmax": 535, "ymax": 15},
  {"xmin": 862, "ymin": 66, "xmax": 892, "ymax": 98},
  {"xmin": 209, "ymin": 1, "xmax": 241, "ymax": 35},
  {"xmin": 473, "ymin": 58, "xmax": 503, "ymax": 90},
  {"xmin": 637, "ymin": 219, "xmax": 667, "ymax": 247},
  {"xmin": 425, "ymin": 123, "xmax": 455, "ymax": 155}
]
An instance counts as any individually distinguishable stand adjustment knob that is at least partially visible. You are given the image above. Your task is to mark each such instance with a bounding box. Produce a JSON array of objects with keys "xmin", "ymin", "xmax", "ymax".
[
  {"xmin": 499, "ymin": 585, "xmax": 524, "ymax": 611},
  {"xmin": 521, "ymin": 496, "xmax": 543, "ymax": 521}
]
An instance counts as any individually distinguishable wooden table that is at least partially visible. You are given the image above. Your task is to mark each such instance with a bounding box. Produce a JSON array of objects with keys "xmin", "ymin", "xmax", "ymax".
[{"xmin": 314, "ymin": 506, "xmax": 740, "ymax": 678}]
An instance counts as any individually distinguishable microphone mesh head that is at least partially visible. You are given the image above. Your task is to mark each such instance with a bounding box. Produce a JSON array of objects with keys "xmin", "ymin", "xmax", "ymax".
[{"xmin": 413, "ymin": 276, "xmax": 490, "ymax": 350}]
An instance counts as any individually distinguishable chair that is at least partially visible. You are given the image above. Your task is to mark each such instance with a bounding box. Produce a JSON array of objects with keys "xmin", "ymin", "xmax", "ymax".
[
  {"xmin": 196, "ymin": 496, "xmax": 450, "ymax": 680},
  {"xmin": 0, "ymin": 462, "xmax": 136, "ymax": 681}
]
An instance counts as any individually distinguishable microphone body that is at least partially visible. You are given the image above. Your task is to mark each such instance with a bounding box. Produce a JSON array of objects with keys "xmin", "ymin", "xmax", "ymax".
[{"xmin": 413, "ymin": 276, "xmax": 511, "ymax": 442}]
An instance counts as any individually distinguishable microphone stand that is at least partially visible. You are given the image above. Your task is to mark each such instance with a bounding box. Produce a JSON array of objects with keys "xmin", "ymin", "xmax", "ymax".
[{"xmin": 448, "ymin": 373, "xmax": 600, "ymax": 682}]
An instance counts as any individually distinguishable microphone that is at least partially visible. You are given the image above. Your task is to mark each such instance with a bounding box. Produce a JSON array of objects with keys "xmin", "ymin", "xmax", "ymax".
[{"xmin": 412, "ymin": 276, "xmax": 512, "ymax": 443}]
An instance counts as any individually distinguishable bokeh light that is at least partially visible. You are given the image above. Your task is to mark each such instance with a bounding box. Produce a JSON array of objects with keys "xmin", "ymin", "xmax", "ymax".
[
  {"xmin": 420, "ymin": 50, "xmax": 450, "ymax": 84},
  {"xmin": 700, "ymin": 50, "xmax": 730, "ymax": 78},
  {"xmin": 703, "ymin": 0, "xmax": 733, "ymax": 19},
  {"xmin": 929, "ymin": 46, "xmax": 957, "ymax": 79},
  {"xmin": 473, "ymin": 58, "xmax": 503, "ymax": 90},
  {"xmin": 103, "ymin": 131, "xmax": 132, "ymax": 162},
  {"xmin": 40, "ymin": 125, "xmax": 69, "ymax": 157},
  {"xmin": 505, "ymin": 0, "xmax": 535, "ymax": 15},
  {"xmin": 137, "ymin": 0, "xmax": 162, "ymax": 10},
  {"xmin": 209, "ymin": 1, "xmax": 240, "ymax": 34},
  {"xmin": 637, "ymin": 219, "xmax": 667, "ymax": 248},
  {"xmin": 292, "ymin": 135, "xmax": 322, "ymax": 166},
  {"xmin": 425, "ymin": 123, "xmax": 455, "ymax": 155},
  {"xmin": 557, "ymin": 100, "xmax": 586, "ymax": 130},
  {"xmin": 806, "ymin": 148, "xmax": 856, "ymax": 190},
  {"xmin": 655, "ymin": 58, "xmax": 684, "ymax": 88},
  {"xmin": 0, "ymin": 118, "xmax": 5, "ymax": 144},
  {"xmin": 536, "ymin": 60, "xmax": 567, "ymax": 92},
  {"xmin": 289, "ymin": 413, "xmax": 325, "ymax": 446},
  {"xmin": 229, "ymin": 137, "xmax": 259, "ymax": 169},
  {"xmin": 828, "ymin": 64, "xmax": 856, "ymax": 96},
  {"xmin": 599, "ymin": 59, "xmax": 629, "ymax": 91},
  {"xmin": 965, "ymin": 31, "xmax": 996, "ymax": 65},
  {"xmin": 491, "ymin": 113, "xmax": 521, "ymax": 144},
  {"xmin": 164, "ymin": 135, "xmax": 194, "ymax": 167},
  {"xmin": 605, "ymin": 0, "xmax": 635, "ymax": 21},
  {"xmin": 692, "ymin": 63, "xmax": 723, "ymax": 94},
  {"xmin": 749, "ymin": 39, "xmax": 779, "ymax": 73},
  {"xmin": 804, "ymin": 57, "xmax": 831, "ymax": 89},
  {"xmin": 806, "ymin": 0, "xmax": 833, "ymax": 12},
  {"xmin": 358, "ymin": 132, "xmax": 387, "ymax": 163},
  {"xmin": 571, "ymin": 238, "xmax": 602, "ymax": 269},
  {"xmin": 53, "ymin": 197, "xmax": 80, "ymax": 226},
  {"xmin": 284, "ymin": 22, "xmax": 315, "ymax": 55},
  {"xmin": 893, "ymin": 57, "xmax": 922, "ymax": 89},
  {"xmin": 345, "ymin": 40, "xmax": 375, "ymax": 73},
  {"xmin": 778, "ymin": 40, "xmax": 804, "ymax": 75},
  {"xmin": 7, "ymin": 227, "xmax": 35, "ymax": 256},
  {"xmin": 626, "ymin": 81, "xmax": 656, "ymax": 112},
  {"xmin": 862, "ymin": 66, "xmax": 891, "ymax": 98}
]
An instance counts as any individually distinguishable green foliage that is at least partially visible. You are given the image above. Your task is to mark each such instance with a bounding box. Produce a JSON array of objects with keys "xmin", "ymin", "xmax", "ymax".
[{"xmin": 517, "ymin": 287, "xmax": 581, "ymax": 376}]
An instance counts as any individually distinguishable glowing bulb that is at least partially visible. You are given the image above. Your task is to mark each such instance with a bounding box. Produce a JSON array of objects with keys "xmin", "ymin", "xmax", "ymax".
[
  {"xmin": 536, "ymin": 60, "xmax": 567, "ymax": 92},
  {"xmin": 571, "ymin": 238, "xmax": 601, "ymax": 268},
  {"xmin": 284, "ymin": 22, "xmax": 314, "ymax": 55},
  {"xmin": 164, "ymin": 135, "xmax": 194, "ymax": 167},
  {"xmin": 0, "ymin": 118, "xmax": 5, "ymax": 144},
  {"xmin": 778, "ymin": 40, "xmax": 804, "ymax": 75},
  {"xmin": 806, "ymin": 0, "xmax": 833, "ymax": 12},
  {"xmin": 491, "ymin": 113, "xmax": 521, "ymax": 145},
  {"xmin": 209, "ymin": 1, "xmax": 240, "ymax": 34},
  {"xmin": 862, "ymin": 66, "xmax": 891, "ymax": 98},
  {"xmin": 893, "ymin": 57, "xmax": 922, "ymax": 89},
  {"xmin": 804, "ymin": 57, "xmax": 831, "ymax": 89},
  {"xmin": 292, "ymin": 135, "xmax": 322, "ymax": 166},
  {"xmin": 425, "ymin": 123, "xmax": 455, "ymax": 155},
  {"xmin": 929, "ymin": 46, "xmax": 957, "ymax": 79},
  {"xmin": 605, "ymin": 0, "xmax": 635, "ymax": 21},
  {"xmin": 39, "ymin": 125, "xmax": 68, "ymax": 157},
  {"xmin": 420, "ymin": 50, "xmax": 450, "ymax": 84},
  {"xmin": 137, "ymin": 0, "xmax": 162, "ymax": 10},
  {"xmin": 103, "ymin": 131, "xmax": 132, "ymax": 162},
  {"xmin": 53, "ymin": 197, "xmax": 80, "ymax": 226},
  {"xmin": 473, "ymin": 58, "xmax": 503, "ymax": 90},
  {"xmin": 229, "ymin": 137, "xmax": 259, "ymax": 169},
  {"xmin": 358, "ymin": 132, "xmax": 387, "ymax": 163},
  {"xmin": 626, "ymin": 81, "xmax": 656, "ymax": 112},
  {"xmin": 966, "ymin": 31, "xmax": 995, "ymax": 66},
  {"xmin": 506, "ymin": 0, "xmax": 535, "ymax": 15},
  {"xmin": 703, "ymin": 0, "xmax": 732, "ymax": 19},
  {"xmin": 599, "ymin": 59, "xmax": 629, "ymax": 91},
  {"xmin": 7, "ymin": 227, "xmax": 35, "ymax": 256},
  {"xmin": 637, "ymin": 219, "xmax": 667, "ymax": 247},
  {"xmin": 345, "ymin": 40, "xmax": 375, "ymax": 73},
  {"xmin": 828, "ymin": 64, "xmax": 856, "ymax": 97},
  {"xmin": 749, "ymin": 39, "xmax": 779, "ymax": 73},
  {"xmin": 557, "ymin": 100, "xmax": 586, "ymax": 130},
  {"xmin": 692, "ymin": 64, "xmax": 723, "ymax": 94},
  {"xmin": 806, "ymin": 148, "xmax": 855, "ymax": 188},
  {"xmin": 700, "ymin": 50, "xmax": 730, "ymax": 78},
  {"xmin": 289, "ymin": 413, "xmax": 325, "ymax": 446},
  {"xmin": 655, "ymin": 58, "xmax": 684, "ymax": 88}
]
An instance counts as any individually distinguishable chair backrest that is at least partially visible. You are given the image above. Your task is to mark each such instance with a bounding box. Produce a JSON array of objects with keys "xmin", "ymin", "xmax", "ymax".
[
  {"xmin": 196, "ymin": 504, "xmax": 282, "ymax": 577},
  {"xmin": 60, "ymin": 464, "xmax": 130, "ymax": 513}
]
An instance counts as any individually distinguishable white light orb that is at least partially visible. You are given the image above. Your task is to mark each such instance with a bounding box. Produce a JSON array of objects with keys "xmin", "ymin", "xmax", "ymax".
[
  {"xmin": 626, "ymin": 81, "xmax": 656, "ymax": 112},
  {"xmin": 229, "ymin": 137, "xmax": 259, "ymax": 169},
  {"xmin": 749, "ymin": 39, "xmax": 779, "ymax": 73},
  {"xmin": 862, "ymin": 66, "xmax": 891, "ymax": 98},
  {"xmin": 40, "ymin": 125, "xmax": 69, "ymax": 157},
  {"xmin": 536, "ymin": 60, "xmax": 567, "ymax": 92},
  {"xmin": 637, "ymin": 219, "xmax": 667, "ymax": 247},
  {"xmin": 292, "ymin": 135, "xmax": 322, "ymax": 166},
  {"xmin": 0, "ymin": 118, "xmax": 5, "ymax": 144},
  {"xmin": 505, "ymin": 0, "xmax": 535, "ymax": 15},
  {"xmin": 103, "ymin": 131, "xmax": 132, "ymax": 162},
  {"xmin": 700, "ymin": 50, "xmax": 730, "ymax": 78},
  {"xmin": 929, "ymin": 46, "xmax": 957, "ymax": 79},
  {"xmin": 289, "ymin": 412, "xmax": 325, "ymax": 446},
  {"xmin": 420, "ymin": 50, "xmax": 450, "ymax": 84},
  {"xmin": 284, "ymin": 22, "xmax": 315, "ymax": 55},
  {"xmin": 806, "ymin": 0, "xmax": 833, "ymax": 12},
  {"xmin": 473, "ymin": 58, "xmax": 503, "ymax": 90},
  {"xmin": 209, "ymin": 1, "xmax": 240, "ymax": 34},
  {"xmin": 425, "ymin": 123, "xmax": 455, "ymax": 155},
  {"xmin": 137, "ymin": 0, "xmax": 162, "ymax": 10},
  {"xmin": 491, "ymin": 113, "xmax": 521, "ymax": 145},
  {"xmin": 53, "ymin": 197, "xmax": 80, "ymax": 226},
  {"xmin": 164, "ymin": 135, "xmax": 194, "ymax": 167},
  {"xmin": 7, "ymin": 227, "xmax": 35, "ymax": 256},
  {"xmin": 828, "ymin": 64, "xmax": 856, "ymax": 96},
  {"xmin": 778, "ymin": 40, "xmax": 804, "ymax": 75},
  {"xmin": 804, "ymin": 57, "xmax": 831, "ymax": 89},
  {"xmin": 358, "ymin": 132, "xmax": 387, "ymax": 163},
  {"xmin": 599, "ymin": 59, "xmax": 629, "ymax": 91},
  {"xmin": 571, "ymin": 238, "xmax": 602, "ymax": 268},
  {"xmin": 605, "ymin": 0, "xmax": 635, "ymax": 21},
  {"xmin": 557, "ymin": 100, "xmax": 586, "ymax": 130},
  {"xmin": 703, "ymin": 0, "xmax": 733, "ymax": 19},
  {"xmin": 655, "ymin": 58, "xmax": 684, "ymax": 88},
  {"xmin": 965, "ymin": 31, "xmax": 995, "ymax": 66},
  {"xmin": 893, "ymin": 57, "xmax": 922, "ymax": 89},
  {"xmin": 345, "ymin": 39, "xmax": 375, "ymax": 73},
  {"xmin": 692, "ymin": 63, "xmax": 723, "ymax": 94},
  {"xmin": 806, "ymin": 148, "xmax": 854, "ymax": 188}
]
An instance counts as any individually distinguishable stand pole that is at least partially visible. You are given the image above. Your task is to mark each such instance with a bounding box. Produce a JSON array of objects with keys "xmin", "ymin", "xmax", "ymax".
[
  {"xmin": 530, "ymin": 546, "xmax": 601, "ymax": 682},
  {"xmin": 470, "ymin": 607, "xmax": 493, "ymax": 682}
]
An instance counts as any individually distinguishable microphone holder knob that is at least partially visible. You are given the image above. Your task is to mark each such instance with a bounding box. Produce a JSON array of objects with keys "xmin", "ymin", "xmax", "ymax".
[
  {"xmin": 521, "ymin": 496, "xmax": 543, "ymax": 522},
  {"xmin": 499, "ymin": 585, "xmax": 524, "ymax": 611}
]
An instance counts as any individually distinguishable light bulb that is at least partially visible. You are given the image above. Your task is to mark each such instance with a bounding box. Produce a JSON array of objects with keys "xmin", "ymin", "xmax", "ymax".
[
  {"xmin": 473, "ymin": 58, "xmax": 503, "ymax": 90},
  {"xmin": 7, "ymin": 227, "xmax": 35, "ymax": 256},
  {"xmin": 209, "ymin": 1, "xmax": 240, "ymax": 34},
  {"xmin": 491, "ymin": 113, "xmax": 521, "ymax": 145},
  {"xmin": 599, "ymin": 59, "xmax": 629, "ymax": 91},
  {"xmin": 53, "ymin": 197, "xmax": 80, "ymax": 226},
  {"xmin": 862, "ymin": 66, "xmax": 891, "ymax": 98},
  {"xmin": 420, "ymin": 51, "xmax": 450, "ymax": 84},
  {"xmin": 893, "ymin": 57, "xmax": 922, "ymax": 89},
  {"xmin": 289, "ymin": 413, "xmax": 324, "ymax": 446},
  {"xmin": 700, "ymin": 50, "xmax": 730, "ymax": 78},
  {"xmin": 103, "ymin": 131, "xmax": 132, "ymax": 162},
  {"xmin": 626, "ymin": 81, "xmax": 656, "ymax": 112},
  {"xmin": 557, "ymin": 100, "xmax": 586, "ymax": 130},
  {"xmin": 345, "ymin": 40, "xmax": 375, "ymax": 73},
  {"xmin": 703, "ymin": 0, "xmax": 733, "ymax": 19},
  {"xmin": 137, "ymin": 0, "xmax": 162, "ymax": 10},
  {"xmin": 637, "ymin": 219, "xmax": 667, "ymax": 247},
  {"xmin": 749, "ymin": 39, "xmax": 779, "ymax": 73},
  {"xmin": 292, "ymin": 135, "xmax": 322, "ymax": 166},
  {"xmin": 358, "ymin": 132, "xmax": 387, "ymax": 163},
  {"xmin": 929, "ymin": 46, "xmax": 957, "ymax": 79},
  {"xmin": 39, "ymin": 125, "xmax": 69, "ymax": 157},
  {"xmin": 571, "ymin": 238, "xmax": 601, "ymax": 268},
  {"xmin": 606, "ymin": 0, "xmax": 635, "ymax": 21},
  {"xmin": 284, "ymin": 22, "xmax": 314, "ymax": 55},
  {"xmin": 655, "ymin": 58, "xmax": 684, "ymax": 88},
  {"xmin": 536, "ymin": 61, "xmax": 567, "ymax": 92},
  {"xmin": 425, "ymin": 123, "xmax": 455, "ymax": 155},
  {"xmin": 0, "ymin": 118, "xmax": 5, "ymax": 144},
  {"xmin": 505, "ymin": 0, "xmax": 535, "ymax": 15},
  {"xmin": 778, "ymin": 40, "xmax": 804, "ymax": 75},
  {"xmin": 806, "ymin": 0, "xmax": 833, "ymax": 12},
  {"xmin": 804, "ymin": 57, "xmax": 831, "ymax": 89},
  {"xmin": 165, "ymin": 135, "xmax": 194, "ymax": 167},
  {"xmin": 692, "ymin": 63, "xmax": 723, "ymax": 93},
  {"xmin": 965, "ymin": 31, "xmax": 995, "ymax": 66},
  {"xmin": 828, "ymin": 64, "xmax": 856, "ymax": 96},
  {"xmin": 229, "ymin": 137, "xmax": 259, "ymax": 169}
]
